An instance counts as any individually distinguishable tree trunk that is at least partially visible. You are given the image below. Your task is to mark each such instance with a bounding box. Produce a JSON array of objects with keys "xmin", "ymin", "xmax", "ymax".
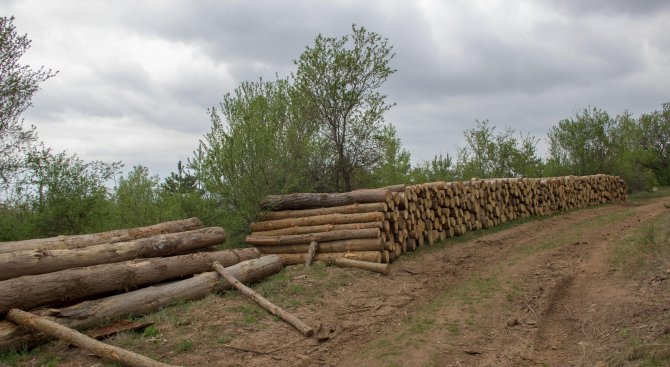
[
  {"xmin": 250, "ymin": 212, "xmax": 384, "ymax": 232},
  {"xmin": 0, "ymin": 218, "xmax": 202, "ymax": 254},
  {"xmin": 257, "ymin": 202, "xmax": 388, "ymax": 221},
  {"xmin": 256, "ymin": 238, "xmax": 386, "ymax": 254},
  {"xmin": 277, "ymin": 251, "xmax": 381, "ymax": 265},
  {"xmin": 250, "ymin": 221, "xmax": 384, "ymax": 236},
  {"xmin": 260, "ymin": 189, "xmax": 392, "ymax": 211},
  {"xmin": 0, "ymin": 248, "xmax": 260, "ymax": 315},
  {"xmin": 6, "ymin": 309, "xmax": 179, "ymax": 367},
  {"xmin": 246, "ymin": 228, "xmax": 380, "ymax": 246},
  {"xmin": 0, "ymin": 227, "xmax": 227, "ymax": 280},
  {"xmin": 0, "ymin": 255, "xmax": 282, "ymax": 352},
  {"xmin": 212, "ymin": 262, "xmax": 314, "ymax": 337}
]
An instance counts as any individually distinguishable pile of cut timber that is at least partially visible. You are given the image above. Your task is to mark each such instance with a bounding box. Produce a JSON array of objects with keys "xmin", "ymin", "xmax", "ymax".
[
  {"xmin": 0, "ymin": 218, "xmax": 283, "ymax": 352},
  {"xmin": 249, "ymin": 174, "xmax": 627, "ymax": 264}
]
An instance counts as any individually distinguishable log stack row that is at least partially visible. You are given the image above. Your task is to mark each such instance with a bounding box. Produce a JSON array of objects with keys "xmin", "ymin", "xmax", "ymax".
[
  {"xmin": 0, "ymin": 218, "xmax": 283, "ymax": 352},
  {"xmin": 249, "ymin": 174, "xmax": 627, "ymax": 263}
]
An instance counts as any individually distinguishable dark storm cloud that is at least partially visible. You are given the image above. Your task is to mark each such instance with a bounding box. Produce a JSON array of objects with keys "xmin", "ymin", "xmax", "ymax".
[{"xmin": 546, "ymin": 0, "xmax": 670, "ymax": 16}]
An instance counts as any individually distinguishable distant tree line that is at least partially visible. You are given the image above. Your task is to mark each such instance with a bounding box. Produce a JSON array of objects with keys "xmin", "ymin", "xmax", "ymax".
[{"xmin": 1, "ymin": 17, "xmax": 668, "ymax": 244}]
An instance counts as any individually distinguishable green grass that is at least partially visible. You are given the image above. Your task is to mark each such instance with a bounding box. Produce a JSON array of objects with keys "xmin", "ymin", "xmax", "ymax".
[
  {"xmin": 142, "ymin": 325, "xmax": 160, "ymax": 338},
  {"xmin": 611, "ymin": 211, "xmax": 670, "ymax": 274},
  {"xmin": 629, "ymin": 186, "xmax": 670, "ymax": 202},
  {"xmin": 174, "ymin": 339, "xmax": 193, "ymax": 353}
]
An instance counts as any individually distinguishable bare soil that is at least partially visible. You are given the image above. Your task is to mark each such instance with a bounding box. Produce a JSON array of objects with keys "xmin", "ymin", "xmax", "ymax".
[{"xmin": 7, "ymin": 196, "xmax": 670, "ymax": 367}]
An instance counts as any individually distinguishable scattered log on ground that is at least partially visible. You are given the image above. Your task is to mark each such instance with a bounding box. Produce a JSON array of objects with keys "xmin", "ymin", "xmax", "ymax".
[
  {"xmin": 250, "ymin": 212, "xmax": 385, "ymax": 232},
  {"xmin": 256, "ymin": 238, "xmax": 386, "ymax": 254},
  {"xmin": 246, "ymin": 228, "xmax": 380, "ymax": 246},
  {"xmin": 0, "ymin": 227, "xmax": 227, "ymax": 280},
  {"xmin": 0, "ymin": 248, "xmax": 260, "ymax": 315},
  {"xmin": 0, "ymin": 218, "xmax": 202, "ymax": 254},
  {"xmin": 0, "ymin": 255, "xmax": 283, "ymax": 352},
  {"xmin": 258, "ymin": 202, "xmax": 388, "ymax": 221},
  {"xmin": 212, "ymin": 262, "xmax": 314, "ymax": 337},
  {"xmin": 260, "ymin": 189, "xmax": 392, "ymax": 211},
  {"xmin": 251, "ymin": 221, "xmax": 384, "ymax": 236},
  {"xmin": 277, "ymin": 251, "xmax": 381, "ymax": 265},
  {"xmin": 334, "ymin": 258, "xmax": 390, "ymax": 275},
  {"xmin": 6, "ymin": 309, "xmax": 178, "ymax": 367}
]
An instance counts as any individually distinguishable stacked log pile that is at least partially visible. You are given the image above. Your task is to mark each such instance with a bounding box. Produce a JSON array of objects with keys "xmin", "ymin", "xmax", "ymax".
[
  {"xmin": 0, "ymin": 218, "xmax": 283, "ymax": 352},
  {"xmin": 249, "ymin": 174, "xmax": 627, "ymax": 264}
]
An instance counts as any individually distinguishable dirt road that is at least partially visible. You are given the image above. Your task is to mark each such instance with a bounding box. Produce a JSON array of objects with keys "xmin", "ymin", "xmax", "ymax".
[{"xmin": 8, "ymin": 196, "xmax": 670, "ymax": 367}]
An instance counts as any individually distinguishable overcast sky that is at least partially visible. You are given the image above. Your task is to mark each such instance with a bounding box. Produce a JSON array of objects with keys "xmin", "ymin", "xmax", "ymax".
[{"xmin": 6, "ymin": 0, "xmax": 670, "ymax": 178}]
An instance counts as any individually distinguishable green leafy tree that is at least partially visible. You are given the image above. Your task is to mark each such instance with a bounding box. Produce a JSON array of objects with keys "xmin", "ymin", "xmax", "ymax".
[
  {"xmin": 114, "ymin": 165, "xmax": 166, "ymax": 228},
  {"xmin": 411, "ymin": 154, "xmax": 456, "ymax": 183},
  {"xmin": 194, "ymin": 78, "xmax": 318, "ymax": 243},
  {"xmin": 365, "ymin": 125, "xmax": 411, "ymax": 187},
  {"xmin": 17, "ymin": 148, "xmax": 121, "ymax": 236},
  {"xmin": 0, "ymin": 16, "xmax": 56, "ymax": 186},
  {"xmin": 637, "ymin": 102, "xmax": 670, "ymax": 185},
  {"xmin": 545, "ymin": 107, "xmax": 614, "ymax": 176},
  {"xmin": 294, "ymin": 24, "xmax": 396, "ymax": 191},
  {"xmin": 456, "ymin": 120, "xmax": 543, "ymax": 179}
]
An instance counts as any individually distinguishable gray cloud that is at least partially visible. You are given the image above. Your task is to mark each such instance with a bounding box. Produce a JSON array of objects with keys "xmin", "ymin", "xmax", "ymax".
[{"xmin": 7, "ymin": 0, "xmax": 670, "ymax": 178}]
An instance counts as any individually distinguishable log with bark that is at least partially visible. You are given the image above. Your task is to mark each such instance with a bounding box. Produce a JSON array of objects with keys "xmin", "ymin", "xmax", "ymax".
[
  {"xmin": 250, "ymin": 221, "xmax": 384, "ymax": 236},
  {"xmin": 6, "ymin": 309, "xmax": 178, "ymax": 367},
  {"xmin": 246, "ymin": 228, "xmax": 380, "ymax": 246},
  {"xmin": 0, "ymin": 248, "xmax": 260, "ymax": 315},
  {"xmin": 256, "ymin": 238, "xmax": 386, "ymax": 254},
  {"xmin": 260, "ymin": 189, "xmax": 392, "ymax": 211},
  {"xmin": 334, "ymin": 258, "xmax": 390, "ymax": 275},
  {"xmin": 257, "ymin": 202, "xmax": 388, "ymax": 221},
  {"xmin": 0, "ymin": 227, "xmax": 227, "ymax": 280},
  {"xmin": 250, "ymin": 212, "xmax": 385, "ymax": 232},
  {"xmin": 0, "ymin": 218, "xmax": 202, "ymax": 254},
  {"xmin": 0, "ymin": 255, "xmax": 283, "ymax": 352},
  {"xmin": 277, "ymin": 251, "xmax": 382, "ymax": 265}
]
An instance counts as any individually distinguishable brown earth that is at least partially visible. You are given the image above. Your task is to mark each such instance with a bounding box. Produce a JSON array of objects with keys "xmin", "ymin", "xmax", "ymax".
[{"xmin": 6, "ymin": 196, "xmax": 670, "ymax": 367}]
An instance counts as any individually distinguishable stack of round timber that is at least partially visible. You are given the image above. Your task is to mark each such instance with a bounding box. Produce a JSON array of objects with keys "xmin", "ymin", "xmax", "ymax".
[
  {"xmin": 0, "ymin": 218, "xmax": 283, "ymax": 352},
  {"xmin": 252, "ymin": 175, "xmax": 627, "ymax": 266}
]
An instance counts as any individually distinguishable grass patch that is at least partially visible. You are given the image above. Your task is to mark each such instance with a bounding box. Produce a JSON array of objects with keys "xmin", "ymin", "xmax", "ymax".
[
  {"xmin": 629, "ymin": 186, "xmax": 670, "ymax": 203},
  {"xmin": 606, "ymin": 334, "xmax": 670, "ymax": 367},
  {"xmin": 174, "ymin": 339, "xmax": 193, "ymax": 353},
  {"xmin": 611, "ymin": 211, "xmax": 670, "ymax": 275}
]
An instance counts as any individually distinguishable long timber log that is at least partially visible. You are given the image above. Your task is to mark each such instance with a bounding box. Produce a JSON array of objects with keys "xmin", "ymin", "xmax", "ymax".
[
  {"xmin": 0, "ymin": 227, "xmax": 227, "ymax": 280},
  {"xmin": 0, "ymin": 218, "xmax": 202, "ymax": 254},
  {"xmin": 246, "ymin": 228, "xmax": 380, "ymax": 246},
  {"xmin": 256, "ymin": 238, "xmax": 386, "ymax": 254},
  {"xmin": 0, "ymin": 255, "xmax": 283, "ymax": 352},
  {"xmin": 0, "ymin": 248, "xmax": 260, "ymax": 315},
  {"xmin": 277, "ymin": 251, "xmax": 382, "ymax": 265},
  {"xmin": 251, "ymin": 221, "xmax": 384, "ymax": 236},
  {"xmin": 260, "ymin": 189, "xmax": 392, "ymax": 211},
  {"xmin": 257, "ymin": 202, "xmax": 388, "ymax": 221},
  {"xmin": 250, "ymin": 212, "xmax": 385, "ymax": 232}
]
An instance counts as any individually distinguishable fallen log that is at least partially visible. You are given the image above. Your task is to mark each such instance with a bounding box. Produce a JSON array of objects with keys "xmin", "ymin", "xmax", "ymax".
[
  {"xmin": 246, "ymin": 228, "xmax": 380, "ymax": 246},
  {"xmin": 277, "ymin": 251, "xmax": 381, "ymax": 265},
  {"xmin": 257, "ymin": 202, "xmax": 388, "ymax": 221},
  {"xmin": 250, "ymin": 221, "xmax": 384, "ymax": 236},
  {"xmin": 7, "ymin": 309, "xmax": 179, "ymax": 367},
  {"xmin": 256, "ymin": 238, "xmax": 386, "ymax": 254},
  {"xmin": 212, "ymin": 262, "xmax": 314, "ymax": 337},
  {"xmin": 0, "ymin": 248, "xmax": 260, "ymax": 315},
  {"xmin": 0, "ymin": 227, "xmax": 227, "ymax": 280},
  {"xmin": 250, "ymin": 212, "xmax": 385, "ymax": 232},
  {"xmin": 334, "ymin": 258, "xmax": 390, "ymax": 275},
  {"xmin": 0, "ymin": 255, "xmax": 283, "ymax": 352},
  {"xmin": 260, "ymin": 189, "xmax": 392, "ymax": 211},
  {"xmin": 0, "ymin": 218, "xmax": 202, "ymax": 254}
]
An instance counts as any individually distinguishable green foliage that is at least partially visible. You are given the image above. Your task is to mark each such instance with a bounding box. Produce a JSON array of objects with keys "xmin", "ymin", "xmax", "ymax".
[
  {"xmin": 193, "ymin": 78, "xmax": 318, "ymax": 243},
  {"xmin": 637, "ymin": 103, "xmax": 670, "ymax": 185},
  {"xmin": 114, "ymin": 165, "xmax": 164, "ymax": 228},
  {"xmin": 294, "ymin": 24, "xmax": 396, "ymax": 191},
  {"xmin": 0, "ymin": 16, "xmax": 56, "ymax": 187},
  {"xmin": 411, "ymin": 154, "xmax": 456, "ymax": 183},
  {"xmin": 365, "ymin": 125, "xmax": 412, "ymax": 187},
  {"xmin": 455, "ymin": 120, "xmax": 543, "ymax": 179}
]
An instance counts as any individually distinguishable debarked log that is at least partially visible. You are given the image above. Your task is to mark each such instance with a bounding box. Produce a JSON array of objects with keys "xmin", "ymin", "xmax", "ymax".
[{"xmin": 0, "ymin": 227, "xmax": 227, "ymax": 280}]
